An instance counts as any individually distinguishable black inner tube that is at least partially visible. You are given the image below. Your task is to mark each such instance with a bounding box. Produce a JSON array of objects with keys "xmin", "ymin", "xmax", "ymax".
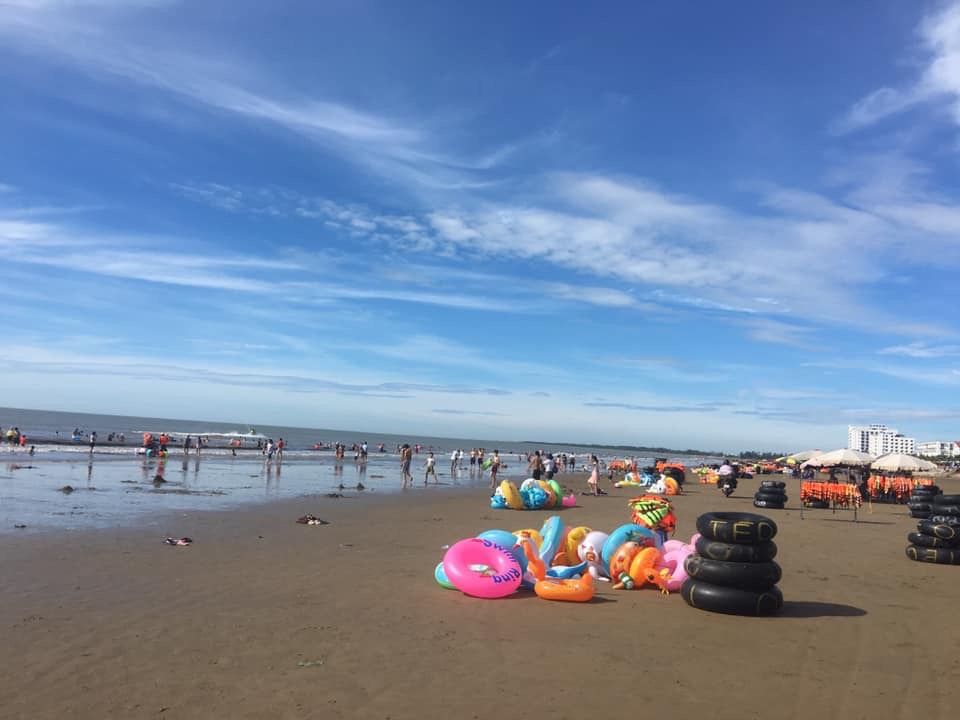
[
  {"xmin": 917, "ymin": 521, "xmax": 960, "ymax": 540},
  {"xmin": 694, "ymin": 536, "xmax": 778, "ymax": 563},
  {"xmin": 696, "ymin": 512, "xmax": 778, "ymax": 544},
  {"xmin": 680, "ymin": 578, "xmax": 783, "ymax": 616},
  {"xmin": 684, "ymin": 555, "xmax": 782, "ymax": 590},
  {"xmin": 907, "ymin": 532, "xmax": 960, "ymax": 549},
  {"xmin": 905, "ymin": 544, "xmax": 960, "ymax": 564}
]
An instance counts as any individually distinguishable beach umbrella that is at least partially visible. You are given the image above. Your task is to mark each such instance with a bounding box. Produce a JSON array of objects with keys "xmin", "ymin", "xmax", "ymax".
[
  {"xmin": 786, "ymin": 450, "xmax": 820, "ymax": 464},
  {"xmin": 800, "ymin": 448, "xmax": 875, "ymax": 468},
  {"xmin": 871, "ymin": 453, "xmax": 938, "ymax": 473}
]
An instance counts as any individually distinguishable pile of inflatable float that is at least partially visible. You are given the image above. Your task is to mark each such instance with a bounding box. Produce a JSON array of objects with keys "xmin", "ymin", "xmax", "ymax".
[
  {"xmin": 613, "ymin": 471, "xmax": 682, "ymax": 494},
  {"xmin": 490, "ymin": 478, "xmax": 577, "ymax": 510},
  {"xmin": 905, "ymin": 489, "xmax": 960, "ymax": 565},
  {"xmin": 437, "ymin": 495, "xmax": 689, "ymax": 602}
]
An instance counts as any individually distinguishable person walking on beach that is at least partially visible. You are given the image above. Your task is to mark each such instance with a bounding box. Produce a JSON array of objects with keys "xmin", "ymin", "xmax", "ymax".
[
  {"xmin": 89, "ymin": 431, "xmax": 97, "ymax": 453},
  {"xmin": 450, "ymin": 449, "xmax": 459, "ymax": 476},
  {"xmin": 544, "ymin": 453, "xmax": 556, "ymax": 480},
  {"xmin": 183, "ymin": 435, "xmax": 191, "ymax": 454},
  {"xmin": 195, "ymin": 435, "xmax": 202, "ymax": 456},
  {"xmin": 587, "ymin": 454, "xmax": 601, "ymax": 496},
  {"xmin": 424, "ymin": 451, "xmax": 437, "ymax": 485},
  {"xmin": 277, "ymin": 438, "xmax": 285, "ymax": 460},
  {"xmin": 400, "ymin": 444, "xmax": 413, "ymax": 489},
  {"xmin": 489, "ymin": 450, "xmax": 501, "ymax": 491},
  {"xmin": 528, "ymin": 450, "xmax": 544, "ymax": 480}
]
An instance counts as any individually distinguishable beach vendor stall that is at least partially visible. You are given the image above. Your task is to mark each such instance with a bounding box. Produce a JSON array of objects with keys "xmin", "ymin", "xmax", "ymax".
[{"xmin": 799, "ymin": 449, "xmax": 875, "ymax": 521}]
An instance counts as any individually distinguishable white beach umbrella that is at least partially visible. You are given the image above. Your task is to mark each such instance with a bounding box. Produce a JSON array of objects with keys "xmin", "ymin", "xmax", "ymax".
[
  {"xmin": 871, "ymin": 453, "xmax": 938, "ymax": 473},
  {"xmin": 801, "ymin": 448, "xmax": 876, "ymax": 468},
  {"xmin": 785, "ymin": 450, "xmax": 820, "ymax": 464}
]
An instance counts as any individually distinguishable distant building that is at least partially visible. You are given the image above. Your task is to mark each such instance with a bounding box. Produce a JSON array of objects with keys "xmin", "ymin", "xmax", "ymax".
[
  {"xmin": 917, "ymin": 441, "xmax": 960, "ymax": 458},
  {"xmin": 847, "ymin": 424, "xmax": 915, "ymax": 456}
]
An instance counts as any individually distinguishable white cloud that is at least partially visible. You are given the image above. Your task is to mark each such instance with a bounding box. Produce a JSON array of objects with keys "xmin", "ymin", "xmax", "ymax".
[
  {"xmin": 836, "ymin": 2, "xmax": 960, "ymax": 132},
  {"xmin": 878, "ymin": 342, "xmax": 960, "ymax": 358},
  {"xmin": 0, "ymin": 2, "xmax": 515, "ymax": 194}
]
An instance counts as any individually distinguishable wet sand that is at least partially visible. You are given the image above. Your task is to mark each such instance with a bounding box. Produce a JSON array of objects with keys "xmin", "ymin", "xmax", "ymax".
[{"xmin": 2, "ymin": 473, "xmax": 959, "ymax": 720}]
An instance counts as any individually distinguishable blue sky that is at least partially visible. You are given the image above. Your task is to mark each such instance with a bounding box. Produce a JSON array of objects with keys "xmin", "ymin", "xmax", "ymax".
[{"xmin": 1, "ymin": 0, "xmax": 959, "ymax": 452}]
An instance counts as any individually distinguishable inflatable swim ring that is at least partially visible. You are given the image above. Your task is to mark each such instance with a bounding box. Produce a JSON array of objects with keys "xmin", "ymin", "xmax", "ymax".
[
  {"xmin": 608, "ymin": 541, "xmax": 642, "ymax": 580},
  {"xmin": 514, "ymin": 528, "xmax": 544, "ymax": 549},
  {"xmin": 538, "ymin": 515, "xmax": 563, "ymax": 563},
  {"xmin": 534, "ymin": 573, "xmax": 595, "ymax": 602},
  {"xmin": 565, "ymin": 526, "xmax": 591, "ymax": 564},
  {"xmin": 476, "ymin": 529, "xmax": 527, "ymax": 573},
  {"xmin": 537, "ymin": 480, "xmax": 557, "ymax": 508},
  {"xmin": 434, "ymin": 561, "xmax": 456, "ymax": 590},
  {"xmin": 547, "ymin": 479, "xmax": 563, "ymax": 504},
  {"xmin": 601, "ymin": 523, "xmax": 658, "ymax": 574},
  {"xmin": 443, "ymin": 538, "xmax": 522, "ymax": 598},
  {"xmin": 500, "ymin": 480, "xmax": 524, "ymax": 510}
]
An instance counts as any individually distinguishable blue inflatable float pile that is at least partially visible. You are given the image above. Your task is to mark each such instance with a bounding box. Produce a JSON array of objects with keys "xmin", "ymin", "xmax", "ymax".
[{"xmin": 490, "ymin": 478, "xmax": 576, "ymax": 510}]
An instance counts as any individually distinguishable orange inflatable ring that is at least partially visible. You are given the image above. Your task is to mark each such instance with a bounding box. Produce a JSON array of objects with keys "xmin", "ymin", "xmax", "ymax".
[
  {"xmin": 534, "ymin": 572, "xmax": 595, "ymax": 602},
  {"xmin": 664, "ymin": 477, "xmax": 681, "ymax": 495}
]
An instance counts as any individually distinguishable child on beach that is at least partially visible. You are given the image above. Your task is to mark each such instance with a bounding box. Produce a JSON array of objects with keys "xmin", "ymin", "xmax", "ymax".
[
  {"xmin": 424, "ymin": 452, "xmax": 437, "ymax": 485},
  {"xmin": 489, "ymin": 450, "xmax": 501, "ymax": 491},
  {"xmin": 587, "ymin": 454, "xmax": 602, "ymax": 496}
]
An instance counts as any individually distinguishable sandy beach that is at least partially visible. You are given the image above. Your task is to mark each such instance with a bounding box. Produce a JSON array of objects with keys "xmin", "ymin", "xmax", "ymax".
[{"xmin": 3, "ymin": 471, "xmax": 960, "ymax": 720}]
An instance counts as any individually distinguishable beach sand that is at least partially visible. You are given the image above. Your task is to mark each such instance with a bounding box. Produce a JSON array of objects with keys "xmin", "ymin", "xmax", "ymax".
[{"xmin": 2, "ymin": 472, "xmax": 959, "ymax": 720}]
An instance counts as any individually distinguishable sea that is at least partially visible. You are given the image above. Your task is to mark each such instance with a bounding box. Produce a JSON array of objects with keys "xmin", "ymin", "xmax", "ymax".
[{"xmin": 0, "ymin": 406, "xmax": 709, "ymax": 534}]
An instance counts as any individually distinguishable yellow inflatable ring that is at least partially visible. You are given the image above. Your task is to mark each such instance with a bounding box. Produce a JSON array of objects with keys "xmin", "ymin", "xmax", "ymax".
[
  {"xmin": 500, "ymin": 479, "xmax": 524, "ymax": 510},
  {"xmin": 565, "ymin": 526, "xmax": 591, "ymax": 564},
  {"xmin": 514, "ymin": 528, "xmax": 544, "ymax": 548}
]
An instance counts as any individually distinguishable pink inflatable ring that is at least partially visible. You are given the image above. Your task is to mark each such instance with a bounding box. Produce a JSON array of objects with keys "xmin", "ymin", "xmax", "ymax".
[{"xmin": 443, "ymin": 538, "xmax": 522, "ymax": 598}]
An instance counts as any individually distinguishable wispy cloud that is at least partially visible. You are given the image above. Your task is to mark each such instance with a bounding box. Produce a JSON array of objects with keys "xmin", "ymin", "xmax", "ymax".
[
  {"xmin": 583, "ymin": 400, "xmax": 726, "ymax": 413},
  {"xmin": 804, "ymin": 359, "xmax": 960, "ymax": 387},
  {"xmin": 0, "ymin": 343, "xmax": 515, "ymax": 398},
  {"xmin": 739, "ymin": 318, "xmax": 813, "ymax": 348},
  {"xmin": 878, "ymin": 342, "xmax": 960, "ymax": 358},
  {"xmin": 0, "ymin": 2, "xmax": 516, "ymax": 193},
  {"xmin": 432, "ymin": 409, "xmax": 507, "ymax": 416},
  {"xmin": 169, "ymin": 169, "xmax": 960, "ymax": 340},
  {"xmin": 835, "ymin": 2, "xmax": 960, "ymax": 132}
]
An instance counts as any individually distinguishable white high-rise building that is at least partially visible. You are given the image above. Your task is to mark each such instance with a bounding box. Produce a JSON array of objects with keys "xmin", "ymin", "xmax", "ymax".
[
  {"xmin": 917, "ymin": 441, "xmax": 960, "ymax": 458},
  {"xmin": 847, "ymin": 424, "xmax": 915, "ymax": 456}
]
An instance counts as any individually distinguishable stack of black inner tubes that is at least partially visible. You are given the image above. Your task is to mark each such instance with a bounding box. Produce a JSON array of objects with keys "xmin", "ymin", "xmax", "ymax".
[
  {"xmin": 906, "ymin": 484, "xmax": 940, "ymax": 519},
  {"xmin": 906, "ymin": 493, "xmax": 960, "ymax": 565},
  {"xmin": 682, "ymin": 512, "xmax": 783, "ymax": 616},
  {"xmin": 753, "ymin": 480, "xmax": 787, "ymax": 510}
]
